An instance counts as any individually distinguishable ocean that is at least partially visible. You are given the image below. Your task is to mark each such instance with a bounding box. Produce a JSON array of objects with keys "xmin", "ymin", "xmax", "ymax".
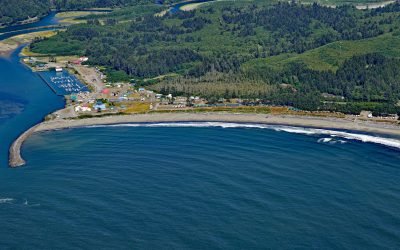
[
  {"xmin": 1, "ymin": 11, "xmax": 400, "ymax": 249},
  {"xmin": 0, "ymin": 124, "xmax": 399, "ymax": 248}
]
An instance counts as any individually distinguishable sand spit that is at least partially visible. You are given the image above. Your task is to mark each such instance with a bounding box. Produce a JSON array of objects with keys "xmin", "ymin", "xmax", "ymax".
[
  {"xmin": 9, "ymin": 112, "xmax": 400, "ymax": 167},
  {"xmin": 355, "ymin": 0, "xmax": 395, "ymax": 9}
]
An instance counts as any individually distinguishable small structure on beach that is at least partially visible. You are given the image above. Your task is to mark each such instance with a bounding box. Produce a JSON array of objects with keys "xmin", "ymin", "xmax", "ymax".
[
  {"xmin": 360, "ymin": 110, "xmax": 373, "ymax": 118},
  {"xmin": 93, "ymin": 103, "xmax": 107, "ymax": 111},
  {"xmin": 75, "ymin": 105, "xmax": 92, "ymax": 112}
]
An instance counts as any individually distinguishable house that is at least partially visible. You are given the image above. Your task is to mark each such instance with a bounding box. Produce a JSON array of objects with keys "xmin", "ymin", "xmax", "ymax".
[
  {"xmin": 360, "ymin": 110, "xmax": 373, "ymax": 118},
  {"xmin": 93, "ymin": 103, "xmax": 107, "ymax": 111},
  {"xmin": 75, "ymin": 105, "xmax": 92, "ymax": 112}
]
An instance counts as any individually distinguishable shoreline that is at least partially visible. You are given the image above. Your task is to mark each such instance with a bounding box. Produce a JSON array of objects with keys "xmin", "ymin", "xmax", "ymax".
[
  {"xmin": 9, "ymin": 112, "xmax": 400, "ymax": 167},
  {"xmin": 0, "ymin": 30, "xmax": 59, "ymax": 57}
]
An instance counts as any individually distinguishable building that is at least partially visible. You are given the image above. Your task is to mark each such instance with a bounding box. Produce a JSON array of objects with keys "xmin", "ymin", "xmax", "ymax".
[
  {"xmin": 93, "ymin": 103, "xmax": 107, "ymax": 111},
  {"xmin": 75, "ymin": 105, "xmax": 92, "ymax": 112}
]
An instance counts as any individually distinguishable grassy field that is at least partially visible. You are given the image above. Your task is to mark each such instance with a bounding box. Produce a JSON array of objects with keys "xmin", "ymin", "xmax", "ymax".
[
  {"xmin": 123, "ymin": 102, "xmax": 151, "ymax": 113},
  {"xmin": 55, "ymin": 11, "xmax": 108, "ymax": 24},
  {"xmin": 151, "ymin": 106, "xmax": 346, "ymax": 117},
  {"xmin": 242, "ymin": 33, "xmax": 400, "ymax": 72}
]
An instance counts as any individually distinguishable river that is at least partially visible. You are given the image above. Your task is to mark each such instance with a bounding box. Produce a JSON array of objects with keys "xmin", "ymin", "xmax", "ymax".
[{"xmin": 0, "ymin": 15, "xmax": 65, "ymax": 167}]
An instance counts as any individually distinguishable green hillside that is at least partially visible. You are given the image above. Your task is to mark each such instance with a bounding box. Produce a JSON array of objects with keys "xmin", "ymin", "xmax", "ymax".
[
  {"xmin": 242, "ymin": 33, "xmax": 400, "ymax": 72},
  {"xmin": 29, "ymin": 1, "xmax": 400, "ymax": 114}
]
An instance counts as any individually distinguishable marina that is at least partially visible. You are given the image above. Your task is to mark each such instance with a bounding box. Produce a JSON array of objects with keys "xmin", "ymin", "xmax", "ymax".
[{"xmin": 38, "ymin": 70, "xmax": 89, "ymax": 96}]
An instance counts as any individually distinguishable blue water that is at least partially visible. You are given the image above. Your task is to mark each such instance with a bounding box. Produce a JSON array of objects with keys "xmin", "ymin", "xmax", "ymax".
[
  {"xmin": 0, "ymin": 14, "xmax": 64, "ymax": 167},
  {"xmin": 38, "ymin": 70, "xmax": 89, "ymax": 95},
  {"xmin": 1, "ymin": 11, "xmax": 400, "ymax": 249},
  {"xmin": 0, "ymin": 12, "xmax": 58, "ymax": 34},
  {"xmin": 0, "ymin": 48, "xmax": 64, "ymax": 167},
  {"xmin": 0, "ymin": 12, "xmax": 60, "ymax": 41},
  {"xmin": 0, "ymin": 124, "xmax": 399, "ymax": 248}
]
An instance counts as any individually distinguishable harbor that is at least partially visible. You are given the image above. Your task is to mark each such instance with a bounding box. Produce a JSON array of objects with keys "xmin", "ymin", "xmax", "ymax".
[{"xmin": 37, "ymin": 69, "xmax": 89, "ymax": 96}]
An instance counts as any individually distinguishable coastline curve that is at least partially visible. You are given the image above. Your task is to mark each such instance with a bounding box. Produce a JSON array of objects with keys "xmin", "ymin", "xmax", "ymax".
[{"xmin": 8, "ymin": 112, "xmax": 400, "ymax": 167}]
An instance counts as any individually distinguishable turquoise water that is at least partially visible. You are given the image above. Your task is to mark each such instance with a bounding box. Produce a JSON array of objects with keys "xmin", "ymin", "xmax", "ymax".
[
  {"xmin": 0, "ymin": 124, "xmax": 399, "ymax": 248},
  {"xmin": 1, "ymin": 12, "xmax": 400, "ymax": 249}
]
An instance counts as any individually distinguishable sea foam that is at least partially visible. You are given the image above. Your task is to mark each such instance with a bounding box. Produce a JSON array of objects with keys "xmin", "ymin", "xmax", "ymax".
[
  {"xmin": 87, "ymin": 122, "xmax": 400, "ymax": 150},
  {"xmin": 317, "ymin": 138, "xmax": 347, "ymax": 144},
  {"xmin": 0, "ymin": 198, "xmax": 14, "ymax": 204}
]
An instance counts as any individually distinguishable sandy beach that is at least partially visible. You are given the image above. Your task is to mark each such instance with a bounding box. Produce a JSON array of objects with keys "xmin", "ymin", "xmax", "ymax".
[
  {"xmin": 0, "ymin": 30, "xmax": 57, "ymax": 57},
  {"xmin": 355, "ymin": 0, "xmax": 395, "ymax": 9},
  {"xmin": 9, "ymin": 112, "xmax": 400, "ymax": 167}
]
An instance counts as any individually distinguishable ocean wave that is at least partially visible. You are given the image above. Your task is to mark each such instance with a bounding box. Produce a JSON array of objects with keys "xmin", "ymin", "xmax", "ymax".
[
  {"xmin": 0, "ymin": 198, "xmax": 14, "ymax": 204},
  {"xmin": 86, "ymin": 122, "xmax": 400, "ymax": 150},
  {"xmin": 24, "ymin": 199, "xmax": 40, "ymax": 207},
  {"xmin": 317, "ymin": 138, "xmax": 347, "ymax": 144}
]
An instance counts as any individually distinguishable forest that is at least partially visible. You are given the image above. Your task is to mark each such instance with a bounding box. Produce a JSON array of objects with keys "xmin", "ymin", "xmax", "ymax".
[
  {"xmin": 0, "ymin": 0, "xmax": 50, "ymax": 26},
  {"xmin": 29, "ymin": 1, "xmax": 400, "ymax": 115},
  {"xmin": 0, "ymin": 0, "xmax": 178, "ymax": 26}
]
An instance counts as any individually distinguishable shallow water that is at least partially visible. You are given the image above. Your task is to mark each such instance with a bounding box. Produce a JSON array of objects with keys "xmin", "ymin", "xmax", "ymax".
[{"xmin": 0, "ymin": 125, "xmax": 399, "ymax": 248}]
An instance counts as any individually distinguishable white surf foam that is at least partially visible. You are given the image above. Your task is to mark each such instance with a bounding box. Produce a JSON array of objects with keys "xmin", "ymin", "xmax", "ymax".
[
  {"xmin": 318, "ymin": 138, "xmax": 333, "ymax": 143},
  {"xmin": 23, "ymin": 199, "xmax": 40, "ymax": 207},
  {"xmin": 317, "ymin": 137, "xmax": 347, "ymax": 144},
  {"xmin": 86, "ymin": 122, "xmax": 400, "ymax": 150},
  {"xmin": 0, "ymin": 198, "xmax": 14, "ymax": 204}
]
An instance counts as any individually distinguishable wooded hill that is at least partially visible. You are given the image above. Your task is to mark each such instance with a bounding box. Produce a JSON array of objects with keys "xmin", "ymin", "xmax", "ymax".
[
  {"xmin": 0, "ymin": 0, "xmax": 50, "ymax": 26},
  {"xmin": 30, "ymin": 1, "xmax": 400, "ymax": 115}
]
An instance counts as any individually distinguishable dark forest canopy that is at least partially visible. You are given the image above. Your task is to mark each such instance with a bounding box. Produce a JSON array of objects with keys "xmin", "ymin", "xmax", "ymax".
[
  {"xmin": 28, "ymin": 1, "xmax": 400, "ymax": 114},
  {"xmin": 0, "ymin": 0, "xmax": 50, "ymax": 25}
]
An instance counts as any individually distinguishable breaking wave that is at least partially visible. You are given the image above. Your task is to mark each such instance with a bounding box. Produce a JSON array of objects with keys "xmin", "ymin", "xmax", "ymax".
[
  {"xmin": 317, "ymin": 138, "xmax": 347, "ymax": 144},
  {"xmin": 0, "ymin": 198, "xmax": 14, "ymax": 204},
  {"xmin": 87, "ymin": 122, "xmax": 400, "ymax": 150}
]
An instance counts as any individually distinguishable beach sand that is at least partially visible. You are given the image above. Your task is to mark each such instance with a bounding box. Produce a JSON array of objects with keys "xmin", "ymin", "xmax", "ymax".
[
  {"xmin": 180, "ymin": 2, "xmax": 208, "ymax": 11},
  {"xmin": 9, "ymin": 112, "xmax": 400, "ymax": 167},
  {"xmin": 0, "ymin": 30, "xmax": 57, "ymax": 57}
]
